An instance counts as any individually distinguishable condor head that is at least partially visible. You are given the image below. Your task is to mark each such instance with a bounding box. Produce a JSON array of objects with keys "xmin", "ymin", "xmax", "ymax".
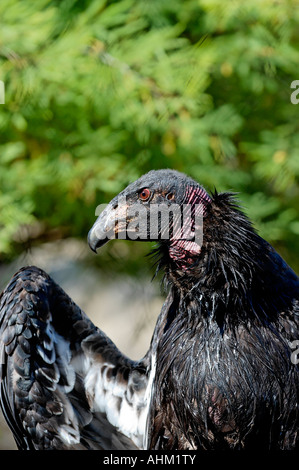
[{"xmin": 88, "ymin": 169, "xmax": 211, "ymax": 266}]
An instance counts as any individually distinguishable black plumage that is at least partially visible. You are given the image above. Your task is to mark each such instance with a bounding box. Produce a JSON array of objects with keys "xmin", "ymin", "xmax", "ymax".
[{"xmin": 0, "ymin": 169, "xmax": 299, "ymax": 450}]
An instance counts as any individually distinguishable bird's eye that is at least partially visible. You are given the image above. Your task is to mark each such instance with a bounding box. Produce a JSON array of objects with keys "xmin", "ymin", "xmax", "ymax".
[
  {"xmin": 166, "ymin": 192, "xmax": 175, "ymax": 201},
  {"xmin": 138, "ymin": 188, "xmax": 151, "ymax": 201}
]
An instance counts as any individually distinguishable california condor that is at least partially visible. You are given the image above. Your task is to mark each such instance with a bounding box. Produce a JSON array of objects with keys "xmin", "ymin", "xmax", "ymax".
[{"xmin": 0, "ymin": 169, "xmax": 298, "ymax": 450}]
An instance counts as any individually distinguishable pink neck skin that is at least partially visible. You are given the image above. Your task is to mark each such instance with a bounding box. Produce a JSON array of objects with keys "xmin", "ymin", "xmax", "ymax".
[{"xmin": 168, "ymin": 185, "xmax": 211, "ymax": 269}]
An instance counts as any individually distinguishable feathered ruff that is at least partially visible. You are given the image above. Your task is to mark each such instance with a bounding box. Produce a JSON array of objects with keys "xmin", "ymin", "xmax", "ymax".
[{"xmin": 148, "ymin": 191, "xmax": 299, "ymax": 450}]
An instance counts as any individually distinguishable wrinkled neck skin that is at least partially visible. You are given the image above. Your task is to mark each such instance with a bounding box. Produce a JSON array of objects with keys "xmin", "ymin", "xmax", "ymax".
[{"xmin": 167, "ymin": 184, "xmax": 211, "ymax": 271}]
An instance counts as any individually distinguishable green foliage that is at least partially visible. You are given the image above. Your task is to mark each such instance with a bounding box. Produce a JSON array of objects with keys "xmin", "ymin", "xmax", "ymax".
[{"xmin": 0, "ymin": 0, "xmax": 299, "ymax": 271}]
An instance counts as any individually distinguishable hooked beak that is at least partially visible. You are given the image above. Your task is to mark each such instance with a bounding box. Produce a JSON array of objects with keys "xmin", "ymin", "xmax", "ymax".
[
  {"xmin": 88, "ymin": 202, "xmax": 116, "ymax": 253},
  {"xmin": 88, "ymin": 193, "xmax": 159, "ymax": 253},
  {"xmin": 88, "ymin": 198, "xmax": 130, "ymax": 253},
  {"xmin": 88, "ymin": 222, "xmax": 108, "ymax": 253}
]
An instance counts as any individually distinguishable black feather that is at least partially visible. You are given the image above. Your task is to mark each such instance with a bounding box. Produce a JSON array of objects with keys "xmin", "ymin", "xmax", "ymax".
[{"xmin": 147, "ymin": 187, "xmax": 299, "ymax": 450}]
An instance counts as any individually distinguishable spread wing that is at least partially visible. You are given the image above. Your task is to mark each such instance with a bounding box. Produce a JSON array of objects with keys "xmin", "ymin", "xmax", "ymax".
[{"xmin": 0, "ymin": 266, "xmax": 150, "ymax": 450}]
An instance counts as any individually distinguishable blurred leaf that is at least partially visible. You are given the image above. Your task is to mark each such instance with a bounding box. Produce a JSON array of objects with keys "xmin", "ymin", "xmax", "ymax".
[{"xmin": 0, "ymin": 0, "xmax": 298, "ymax": 272}]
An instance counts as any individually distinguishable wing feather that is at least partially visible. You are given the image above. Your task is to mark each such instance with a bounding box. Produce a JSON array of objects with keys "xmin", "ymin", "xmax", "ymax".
[
  {"xmin": 0, "ymin": 266, "xmax": 150, "ymax": 450},
  {"xmin": 81, "ymin": 332, "xmax": 149, "ymax": 448}
]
